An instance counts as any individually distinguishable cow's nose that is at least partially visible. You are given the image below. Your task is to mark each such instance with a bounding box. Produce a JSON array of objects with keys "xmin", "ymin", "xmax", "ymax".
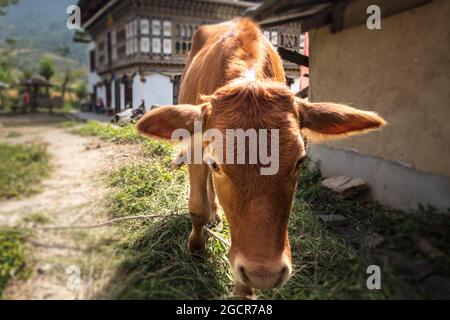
[{"xmin": 234, "ymin": 257, "xmax": 291, "ymax": 289}]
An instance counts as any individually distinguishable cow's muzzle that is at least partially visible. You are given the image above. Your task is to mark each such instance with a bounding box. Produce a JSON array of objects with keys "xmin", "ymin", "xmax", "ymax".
[{"xmin": 232, "ymin": 253, "xmax": 292, "ymax": 289}]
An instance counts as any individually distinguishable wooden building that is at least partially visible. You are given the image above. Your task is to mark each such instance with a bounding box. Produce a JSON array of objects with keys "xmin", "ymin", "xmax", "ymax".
[
  {"xmin": 75, "ymin": 0, "xmax": 302, "ymax": 113},
  {"xmin": 248, "ymin": 0, "xmax": 450, "ymax": 211}
]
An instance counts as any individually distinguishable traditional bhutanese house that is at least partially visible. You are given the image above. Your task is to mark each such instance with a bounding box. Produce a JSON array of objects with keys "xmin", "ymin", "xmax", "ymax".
[
  {"xmin": 74, "ymin": 0, "xmax": 303, "ymax": 114},
  {"xmin": 247, "ymin": 0, "xmax": 450, "ymax": 210}
]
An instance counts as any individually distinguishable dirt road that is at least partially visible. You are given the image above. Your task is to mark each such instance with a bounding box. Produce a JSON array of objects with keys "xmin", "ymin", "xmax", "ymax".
[{"xmin": 0, "ymin": 116, "xmax": 138, "ymax": 299}]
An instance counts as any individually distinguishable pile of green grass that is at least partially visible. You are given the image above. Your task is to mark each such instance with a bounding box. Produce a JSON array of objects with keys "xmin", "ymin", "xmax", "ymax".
[
  {"xmin": 72, "ymin": 121, "xmax": 174, "ymax": 158},
  {"xmin": 71, "ymin": 121, "xmax": 447, "ymax": 299},
  {"xmin": 102, "ymin": 155, "xmax": 392, "ymax": 299},
  {"xmin": 71, "ymin": 121, "xmax": 145, "ymax": 144},
  {"xmin": 0, "ymin": 143, "xmax": 50, "ymax": 199},
  {"xmin": 0, "ymin": 228, "xmax": 27, "ymax": 297}
]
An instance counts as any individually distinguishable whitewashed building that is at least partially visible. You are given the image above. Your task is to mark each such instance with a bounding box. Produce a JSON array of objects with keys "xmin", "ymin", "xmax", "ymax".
[{"xmin": 75, "ymin": 0, "xmax": 302, "ymax": 114}]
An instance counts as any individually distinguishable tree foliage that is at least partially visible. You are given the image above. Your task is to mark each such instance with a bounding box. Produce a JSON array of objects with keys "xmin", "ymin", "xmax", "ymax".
[
  {"xmin": 38, "ymin": 57, "xmax": 55, "ymax": 82},
  {"xmin": 74, "ymin": 82, "xmax": 87, "ymax": 102}
]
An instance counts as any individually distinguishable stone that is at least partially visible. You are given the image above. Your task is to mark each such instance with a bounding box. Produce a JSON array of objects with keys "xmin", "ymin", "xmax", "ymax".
[
  {"xmin": 362, "ymin": 233, "xmax": 385, "ymax": 249},
  {"xmin": 319, "ymin": 214, "xmax": 348, "ymax": 226},
  {"xmin": 37, "ymin": 263, "xmax": 53, "ymax": 275},
  {"xmin": 321, "ymin": 176, "xmax": 367, "ymax": 198}
]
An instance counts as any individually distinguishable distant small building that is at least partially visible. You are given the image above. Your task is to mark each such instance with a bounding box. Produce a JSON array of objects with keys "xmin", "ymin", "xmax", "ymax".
[
  {"xmin": 248, "ymin": 0, "xmax": 450, "ymax": 210},
  {"xmin": 75, "ymin": 0, "xmax": 302, "ymax": 113}
]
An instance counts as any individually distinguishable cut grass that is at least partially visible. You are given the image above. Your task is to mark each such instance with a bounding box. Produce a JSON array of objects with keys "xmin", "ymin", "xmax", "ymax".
[
  {"xmin": 100, "ymin": 150, "xmax": 422, "ymax": 299},
  {"xmin": 5, "ymin": 131, "xmax": 22, "ymax": 138},
  {"xmin": 0, "ymin": 228, "xmax": 28, "ymax": 298},
  {"xmin": 22, "ymin": 211, "xmax": 51, "ymax": 224},
  {"xmin": 71, "ymin": 121, "xmax": 145, "ymax": 144},
  {"xmin": 0, "ymin": 143, "xmax": 50, "ymax": 199},
  {"xmin": 71, "ymin": 120, "xmax": 448, "ymax": 299},
  {"xmin": 71, "ymin": 120, "xmax": 175, "ymax": 158}
]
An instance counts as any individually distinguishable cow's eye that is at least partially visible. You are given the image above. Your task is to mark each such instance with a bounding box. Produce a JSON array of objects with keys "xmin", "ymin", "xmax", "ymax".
[
  {"xmin": 295, "ymin": 156, "xmax": 307, "ymax": 169},
  {"xmin": 206, "ymin": 158, "xmax": 220, "ymax": 171}
]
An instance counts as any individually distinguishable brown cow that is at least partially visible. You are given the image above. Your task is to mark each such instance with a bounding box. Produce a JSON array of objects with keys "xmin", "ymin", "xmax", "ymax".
[{"xmin": 137, "ymin": 18, "xmax": 386, "ymax": 298}]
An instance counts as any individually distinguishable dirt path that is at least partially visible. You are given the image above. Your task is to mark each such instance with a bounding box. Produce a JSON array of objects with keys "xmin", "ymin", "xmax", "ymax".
[{"xmin": 0, "ymin": 119, "xmax": 140, "ymax": 299}]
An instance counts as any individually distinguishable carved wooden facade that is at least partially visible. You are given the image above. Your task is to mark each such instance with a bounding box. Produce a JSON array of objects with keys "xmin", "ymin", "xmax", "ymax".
[{"xmin": 79, "ymin": 0, "xmax": 301, "ymax": 110}]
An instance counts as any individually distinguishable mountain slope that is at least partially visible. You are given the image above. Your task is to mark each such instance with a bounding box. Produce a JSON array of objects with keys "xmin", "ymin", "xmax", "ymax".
[{"xmin": 0, "ymin": 0, "xmax": 86, "ymax": 64}]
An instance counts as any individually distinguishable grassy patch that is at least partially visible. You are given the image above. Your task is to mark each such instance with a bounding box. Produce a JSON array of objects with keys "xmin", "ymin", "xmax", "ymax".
[
  {"xmin": 97, "ymin": 133, "xmax": 435, "ymax": 300},
  {"xmin": 80, "ymin": 118, "xmax": 448, "ymax": 299},
  {"xmin": 0, "ymin": 228, "xmax": 28, "ymax": 297},
  {"xmin": 55, "ymin": 120, "xmax": 82, "ymax": 129},
  {"xmin": 297, "ymin": 162, "xmax": 450, "ymax": 274},
  {"xmin": 0, "ymin": 143, "xmax": 50, "ymax": 199},
  {"xmin": 71, "ymin": 121, "xmax": 145, "ymax": 144},
  {"xmin": 22, "ymin": 211, "xmax": 51, "ymax": 224},
  {"xmin": 5, "ymin": 131, "xmax": 22, "ymax": 138}
]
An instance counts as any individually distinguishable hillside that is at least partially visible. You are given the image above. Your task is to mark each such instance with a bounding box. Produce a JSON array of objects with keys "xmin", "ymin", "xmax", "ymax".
[{"xmin": 0, "ymin": 0, "xmax": 86, "ymax": 65}]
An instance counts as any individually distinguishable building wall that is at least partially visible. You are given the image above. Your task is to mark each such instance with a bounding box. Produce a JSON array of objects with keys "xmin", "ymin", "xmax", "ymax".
[
  {"xmin": 132, "ymin": 73, "xmax": 173, "ymax": 110},
  {"xmin": 290, "ymin": 77, "xmax": 301, "ymax": 94},
  {"xmin": 309, "ymin": 0, "xmax": 450, "ymax": 209},
  {"xmin": 96, "ymin": 85, "xmax": 106, "ymax": 105}
]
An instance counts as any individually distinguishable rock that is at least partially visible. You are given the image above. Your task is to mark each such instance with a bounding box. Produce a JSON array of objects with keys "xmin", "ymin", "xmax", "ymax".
[
  {"xmin": 37, "ymin": 263, "xmax": 53, "ymax": 275},
  {"xmin": 85, "ymin": 142, "xmax": 101, "ymax": 150},
  {"xmin": 321, "ymin": 176, "xmax": 367, "ymax": 198},
  {"xmin": 362, "ymin": 233, "xmax": 385, "ymax": 249},
  {"xmin": 416, "ymin": 238, "xmax": 445, "ymax": 259},
  {"xmin": 319, "ymin": 214, "xmax": 348, "ymax": 226},
  {"xmin": 419, "ymin": 275, "xmax": 450, "ymax": 299}
]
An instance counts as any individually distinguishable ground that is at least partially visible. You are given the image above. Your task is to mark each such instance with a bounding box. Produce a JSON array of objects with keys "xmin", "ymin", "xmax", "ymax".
[
  {"xmin": 0, "ymin": 114, "xmax": 141, "ymax": 299},
  {"xmin": 0, "ymin": 113, "xmax": 449, "ymax": 300}
]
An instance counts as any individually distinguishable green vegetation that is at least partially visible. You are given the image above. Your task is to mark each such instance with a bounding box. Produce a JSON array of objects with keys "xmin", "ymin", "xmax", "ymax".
[
  {"xmin": 101, "ymin": 156, "xmax": 419, "ymax": 299},
  {"xmin": 74, "ymin": 82, "xmax": 87, "ymax": 103},
  {"xmin": 5, "ymin": 131, "xmax": 21, "ymax": 138},
  {"xmin": 0, "ymin": 0, "xmax": 86, "ymax": 63},
  {"xmin": 68, "ymin": 120, "xmax": 448, "ymax": 299},
  {"xmin": 0, "ymin": 227, "xmax": 27, "ymax": 297},
  {"xmin": 72, "ymin": 121, "xmax": 145, "ymax": 144},
  {"xmin": 72, "ymin": 121, "xmax": 174, "ymax": 157},
  {"xmin": 22, "ymin": 211, "xmax": 51, "ymax": 224},
  {"xmin": 38, "ymin": 57, "xmax": 55, "ymax": 83},
  {"xmin": 0, "ymin": 143, "xmax": 49, "ymax": 198}
]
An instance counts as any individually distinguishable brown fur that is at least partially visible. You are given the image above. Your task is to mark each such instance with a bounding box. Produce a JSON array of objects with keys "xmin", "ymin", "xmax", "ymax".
[{"xmin": 136, "ymin": 18, "xmax": 386, "ymax": 297}]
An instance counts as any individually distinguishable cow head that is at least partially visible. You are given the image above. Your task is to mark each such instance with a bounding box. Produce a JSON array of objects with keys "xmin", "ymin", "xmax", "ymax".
[{"xmin": 137, "ymin": 78, "xmax": 386, "ymax": 290}]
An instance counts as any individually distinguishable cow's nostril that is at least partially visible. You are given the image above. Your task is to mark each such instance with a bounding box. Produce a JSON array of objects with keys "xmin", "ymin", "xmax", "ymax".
[{"xmin": 239, "ymin": 266, "xmax": 250, "ymax": 283}]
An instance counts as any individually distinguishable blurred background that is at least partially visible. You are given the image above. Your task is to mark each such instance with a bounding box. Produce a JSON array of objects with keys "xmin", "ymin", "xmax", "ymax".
[{"xmin": 0, "ymin": 0, "xmax": 449, "ymax": 300}]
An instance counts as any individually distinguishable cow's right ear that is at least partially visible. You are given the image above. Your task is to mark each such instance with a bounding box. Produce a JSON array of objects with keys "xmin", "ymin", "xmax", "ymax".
[{"xmin": 136, "ymin": 103, "xmax": 209, "ymax": 140}]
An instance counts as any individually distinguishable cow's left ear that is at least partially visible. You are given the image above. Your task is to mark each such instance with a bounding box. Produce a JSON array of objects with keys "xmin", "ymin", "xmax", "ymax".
[
  {"xmin": 136, "ymin": 103, "xmax": 210, "ymax": 140},
  {"xmin": 295, "ymin": 98, "xmax": 386, "ymax": 141}
]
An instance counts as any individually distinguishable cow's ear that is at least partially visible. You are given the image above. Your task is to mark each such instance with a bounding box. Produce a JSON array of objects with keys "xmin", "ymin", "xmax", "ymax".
[
  {"xmin": 295, "ymin": 98, "xmax": 386, "ymax": 141},
  {"xmin": 137, "ymin": 103, "xmax": 209, "ymax": 140}
]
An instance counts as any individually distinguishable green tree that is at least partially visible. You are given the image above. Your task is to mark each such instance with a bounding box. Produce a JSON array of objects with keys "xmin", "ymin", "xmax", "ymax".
[
  {"xmin": 74, "ymin": 82, "xmax": 87, "ymax": 103},
  {"xmin": 20, "ymin": 68, "xmax": 32, "ymax": 80},
  {"xmin": 38, "ymin": 58, "xmax": 55, "ymax": 83},
  {"xmin": 55, "ymin": 47, "xmax": 72, "ymax": 103}
]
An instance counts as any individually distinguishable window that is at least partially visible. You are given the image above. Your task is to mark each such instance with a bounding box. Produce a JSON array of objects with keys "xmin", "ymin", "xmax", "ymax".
[
  {"xmin": 152, "ymin": 37, "xmax": 161, "ymax": 54},
  {"xmin": 125, "ymin": 19, "xmax": 139, "ymax": 56},
  {"xmin": 163, "ymin": 38, "xmax": 172, "ymax": 55},
  {"xmin": 152, "ymin": 19, "xmax": 161, "ymax": 36},
  {"xmin": 163, "ymin": 20, "xmax": 171, "ymax": 37}
]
